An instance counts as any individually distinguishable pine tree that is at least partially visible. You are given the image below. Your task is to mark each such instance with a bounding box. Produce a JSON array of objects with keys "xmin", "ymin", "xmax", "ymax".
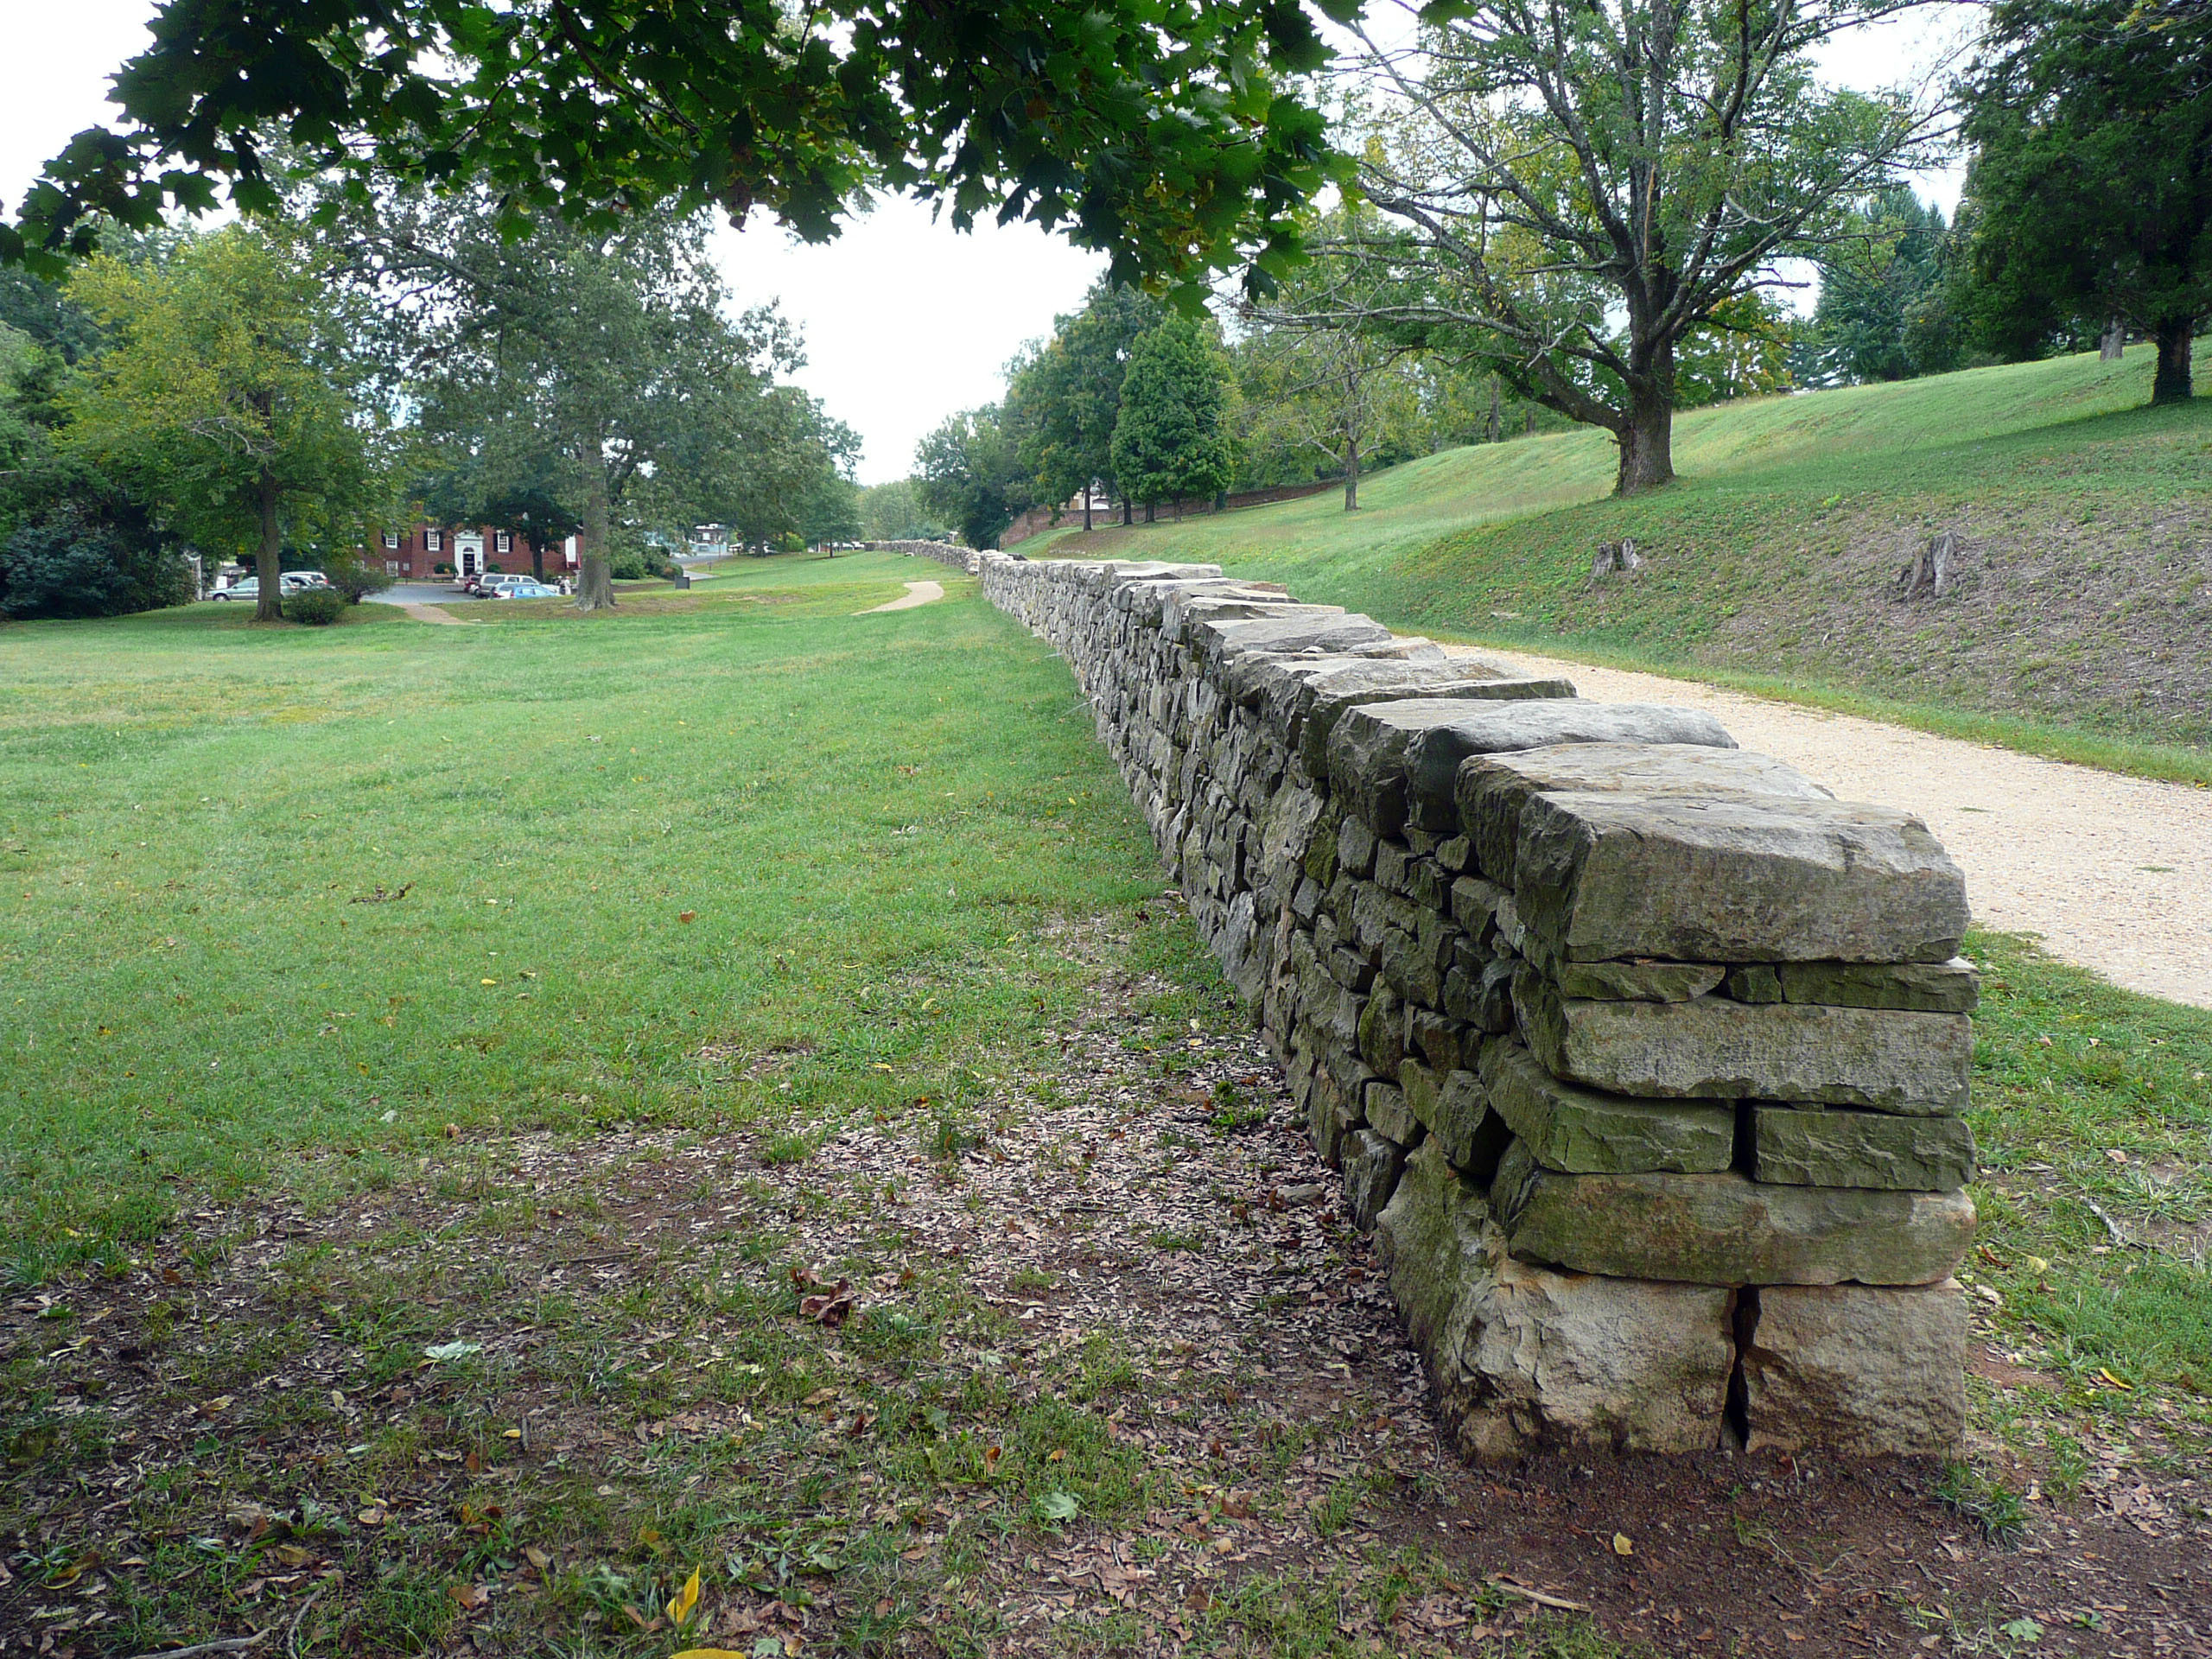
[{"xmin": 1109, "ymin": 317, "xmax": 1236, "ymax": 518}]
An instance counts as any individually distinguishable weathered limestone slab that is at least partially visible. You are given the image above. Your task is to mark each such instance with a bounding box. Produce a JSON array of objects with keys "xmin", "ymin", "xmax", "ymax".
[
  {"xmin": 1751, "ymin": 1106, "xmax": 1976, "ymax": 1192},
  {"xmin": 1296, "ymin": 671, "xmax": 1578, "ymax": 779},
  {"xmin": 1740, "ymin": 1282, "xmax": 1967, "ymax": 1456},
  {"xmin": 1515, "ymin": 792, "xmax": 1970, "ymax": 964},
  {"xmin": 1376, "ymin": 1143, "xmax": 1734, "ymax": 1456},
  {"xmin": 1777, "ymin": 958, "xmax": 1980, "ymax": 1013},
  {"xmin": 1515, "ymin": 967, "xmax": 1974, "ymax": 1113},
  {"xmin": 1457, "ymin": 742, "xmax": 1832, "ymax": 885},
  {"xmin": 1479, "ymin": 1039, "xmax": 1736, "ymax": 1174},
  {"xmin": 1192, "ymin": 611, "xmax": 1395, "ymax": 664},
  {"xmin": 1491, "ymin": 1142, "xmax": 1978, "ymax": 1286},
  {"xmin": 1554, "ymin": 960, "xmax": 1726, "ymax": 1002},
  {"xmin": 1343, "ymin": 1128, "xmax": 1409, "ymax": 1234},
  {"xmin": 1330, "ymin": 699, "xmax": 1729, "ymax": 836},
  {"xmin": 1363, "ymin": 1080, "xmax": 1420, "ymax": 1144},
  {"xmin": 1399, "ymin": 1059, "xmax": 1511, "ymax": 1181}
]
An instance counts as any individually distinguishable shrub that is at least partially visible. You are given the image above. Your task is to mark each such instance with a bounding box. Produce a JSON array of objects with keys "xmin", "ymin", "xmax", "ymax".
[
  {"xmin": 433, "ymin": 561, "xmax": 454, "ymax": 575},
  {"xmin": 0, "ymin": 499, "xmax": 192, "ymax": 620},
  {"xmin": 607, "ymin": 547, "xmax": 651, "ymax": 581},
  {"xmin": 322, "ymin": 556, "xmax": 394, "ymax": 604},
  {"xmin": 283, "ymin": 588, "xmax": 347, "ymax": 626}
]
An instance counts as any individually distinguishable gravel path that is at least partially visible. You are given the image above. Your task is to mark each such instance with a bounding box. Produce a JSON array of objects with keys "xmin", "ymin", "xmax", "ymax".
[
  {"xmin": 855, "ymin": 578, "xmax": 944, "ymax": 614},
  {"xmin": 1487, "ymin": 649, "xmax": 2212, "ymax": 1010}
]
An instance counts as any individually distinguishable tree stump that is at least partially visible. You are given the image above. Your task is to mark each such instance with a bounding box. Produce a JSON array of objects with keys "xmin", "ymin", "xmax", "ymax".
[
  {"xmin": 1590, "ymin": 538, "xmax": 1644, "ymax": 587},
  {"xmin": 1894, "ymin": 529, "xmax": 1960, "ymax": 600}
]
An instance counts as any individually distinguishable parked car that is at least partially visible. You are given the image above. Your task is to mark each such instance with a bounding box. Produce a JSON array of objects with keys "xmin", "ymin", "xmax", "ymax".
[
  {"xmin": 489, "ymin": 580, "xmax": 563, "ymax": 599},
  {"xmin": 280, "ymin": 570, "xmax": 334, "ymax": 592},
  {"xmin": 464, "ymin": 572, "xmax": 532, "ymax": 597},
  {"xmin": 210, "ymin": 577, "xmax": 258, "ymax": 601}
]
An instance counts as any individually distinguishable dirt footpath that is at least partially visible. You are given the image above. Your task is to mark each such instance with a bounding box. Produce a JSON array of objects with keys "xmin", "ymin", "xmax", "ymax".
[{"xmin": 1487, "ymin": 651, "xmax": 2212, "ymax": 1010}]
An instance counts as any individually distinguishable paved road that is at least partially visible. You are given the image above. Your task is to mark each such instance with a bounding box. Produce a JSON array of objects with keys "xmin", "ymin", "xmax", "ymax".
[{"xmin": 1488, "ymin": 648, "xmax": 2212, "ymax": 1010}]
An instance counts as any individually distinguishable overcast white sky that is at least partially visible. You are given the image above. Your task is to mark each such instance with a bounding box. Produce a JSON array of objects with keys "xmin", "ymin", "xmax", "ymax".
[{"xmin": 3, "ymin": 0, "xmax": 1972, "ymax": 484}]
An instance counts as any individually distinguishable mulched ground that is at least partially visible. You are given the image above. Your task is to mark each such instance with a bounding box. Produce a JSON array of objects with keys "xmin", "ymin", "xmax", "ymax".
[{"xmin": 2, "ymin": 947, "xmax": 2206, "ymax": 1657}]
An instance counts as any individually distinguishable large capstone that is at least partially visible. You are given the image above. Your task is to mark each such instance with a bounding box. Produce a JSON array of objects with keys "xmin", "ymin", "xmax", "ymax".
[
  {"xmin": 1456, "ymin": 741, "xmax": 1832, "ymax": 886},
  {"xmin": 1514, "ymin": 792, "xmax": 1969, "ymax": 964}
]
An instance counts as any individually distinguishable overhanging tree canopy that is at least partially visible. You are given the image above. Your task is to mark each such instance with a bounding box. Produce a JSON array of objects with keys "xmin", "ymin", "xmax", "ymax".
[{"xmin": 4, "ymin": 0, "xmax": 1351, "ymax": 304}]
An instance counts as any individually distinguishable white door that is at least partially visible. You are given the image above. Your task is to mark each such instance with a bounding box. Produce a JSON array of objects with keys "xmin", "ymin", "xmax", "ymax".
[{"xmin": 454, "ymin": 532, "xmax": 485, "ymax": 577}]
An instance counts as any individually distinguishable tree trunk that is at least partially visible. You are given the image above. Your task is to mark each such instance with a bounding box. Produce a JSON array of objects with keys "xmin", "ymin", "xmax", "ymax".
[
  {"xmin": 529, "ymin": 534, "xmax": 545, "ymax": 582},
  {"xmin": 1121, "ymin": 494, "xmax": 1132, "ymax": 526},
  {"xmin": 255, "ymin": 466, "xmax": 283, "ymax": 623},
  {"xmin": 2152, "ymin": 316, "xmax": 2196, "ymax": 404},
  {"xmin": 1614, "ymin": 388, "xmax": 1675, "ymax": 497},
  {"xmin": 575, "ymin": 447, "xmax": 616, "ymax": 610},
  {"xmin": 2101, "ymin": 319, "xmax": 2126, "ymax": 361},
  {"xmin": 1343, "ymin": 430, "xmax": 1360, "ymax": 512},
  {"xmin": 1146, "ymin": 501, "xmax": 1155, "ymax": 524},
  {"xmin": 1083, "ymin": 490, "xmax": 1092, "ymax": 532},
  {"xmin": 1485, "ymin": 377, "xmax": 1503, "ymax": 444}
]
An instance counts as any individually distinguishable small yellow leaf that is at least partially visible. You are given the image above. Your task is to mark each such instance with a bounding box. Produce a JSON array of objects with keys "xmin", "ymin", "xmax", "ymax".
[
  {"xmin": 481, "ymin": 977, "xmax": 499, "ymax": 986},
  {"xmin": 2024, "ymin": 1255, "xmax": 2050, "ymax": 1274},
  {"xmin": 2098, "ymin": 1368, "xmax": 2133, "ymax": 1391},
  {"xmin": 669, "ymin": 1651, "xmax": 753, "ymax": 1659},
  {"xmin": 1611, "ymin": 1532, "xmax": 1634, "ymax": 1557},
  {"xmin": 666, "ymin": 1565, "xmax": 702, "ymax": 1627}
]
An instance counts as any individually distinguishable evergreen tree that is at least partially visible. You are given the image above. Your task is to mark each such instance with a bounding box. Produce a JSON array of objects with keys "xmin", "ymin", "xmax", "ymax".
[
  {"xmin": 1109, "ymin": 316, "xmax": 1237, "ymax": 518},
  {"xmin": 1012, "ymin": 283, "xmax": 1162, "ymax": 528},
  {"xmin": 1810, "ymin": 188, "xmax": 1963, "ymax": 385},
  {"xmin": 1961, "ymin": 0, "xmax": 2212, "ymax": 399}
]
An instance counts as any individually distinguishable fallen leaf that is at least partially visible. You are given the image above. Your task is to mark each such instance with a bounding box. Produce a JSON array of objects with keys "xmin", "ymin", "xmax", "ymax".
[
  {"xmin": 448, "ymin": 1582, "xmax": 490, "ymax": 1611},
  {"xmin": 678, "ymin": 911, "xmax": 697, "ymax": 924},
  {"xmin": 667, "ymin": 1566, "xmax": 702, "ymax": 1627},
  {"xmin": 524, "ymin": 1547, "xmax": 552, "ymax": 1572},
  {"xmin": 1611, "ymin": 1532, "xmax": 1634, "ymax": 1557},
  {"xmin": 2098, "ymin": 1368, "xmax": 2133, "ymax": 1391},
  {"xmin": 358, "ymin": 1507, "xmax": 387, "ymax": 1527},
  {"xmin": 424, "ymin": 1340, "xmax": 482, "ymax": 1363}
]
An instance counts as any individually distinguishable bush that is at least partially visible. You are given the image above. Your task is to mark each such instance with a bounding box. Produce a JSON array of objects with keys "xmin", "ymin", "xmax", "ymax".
[
  {"xmin": 433, "ymin": 562, "xmax": 454, "ymax": 575},
  {"xmin": 607, "ymin": 548, "xmax": 679, "ymax": 582},
  {"xmin": 283, "ymin": 588, "xmax": 347, "ymax": 626},
  {"xmin": 322, "ymin": 556, "xmax": 394, "ymax": 604},
  {"xmin": 0, "ymin": 499, "xmax": 192, "ymax": 620}
]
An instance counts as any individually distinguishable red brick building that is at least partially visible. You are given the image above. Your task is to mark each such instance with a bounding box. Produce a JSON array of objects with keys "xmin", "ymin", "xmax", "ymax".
[{"xmin": 376, "ymin": 524, "xmax": 586, "ymax": 582}]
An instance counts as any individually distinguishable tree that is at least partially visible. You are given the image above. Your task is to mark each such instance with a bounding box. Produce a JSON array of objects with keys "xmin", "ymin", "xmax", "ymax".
[
  {"xmin": 1239, "ymin": 203, "xmax": 1426, "ymax": 510},
  {"xmin": 1012, "ymin": 283, "xmax": 1164, "ymax": 530},
  {"xmin": 1808, "ymin": 188, "xmax": 1962, "ymax": 385},
  {"xmin": 8, "ymin": 0, "xmax": 1346, "ymax": 311},
  {"xmin": 61, "ymin": 227, "xmax": 393, "ymax": 621},
  {"xmin": 1675, "ymin": 293, "xmax": 1798, "ymax": 407},
  {"xmin": 1109, "ymin": 316, "xmax": 1238, "ymax": 517},
  {"xmin": 418, "ymin": 434, "xmax": 581, "ymax": 583},
  {"xmin": 1333, "ymin": 5, "xmax": 1939, "ymax": 494},
  {"xmin": 336, "ymin": 193, "xmax": 809, "ymax": 609},
  {"xmin": 857, "ymin": 479, "xmax": 944, "ymax": 543},
  {"xmin": 1961, "ymin": 0, "xmax": 2212, "ymax": 402},
  {"xmin": 914, "ymin": 407, "xmax": 1033, "ymax": 549}
]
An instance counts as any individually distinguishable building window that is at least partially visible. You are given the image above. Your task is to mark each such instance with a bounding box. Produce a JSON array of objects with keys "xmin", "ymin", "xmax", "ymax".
[
  {"xmin": 383, "ymin": 531, "xmax": 399, "ymax": 550},
  {"xmin": 495, "ymin": 530, "xmax": 512, "ymax": 555},
  {"xmin": 425, "ymin": 528, "xmax": 444, "ymax": 553},
  {"xmin": 385, "ymin": 559, "xmax": 401, "ymax": 575}
]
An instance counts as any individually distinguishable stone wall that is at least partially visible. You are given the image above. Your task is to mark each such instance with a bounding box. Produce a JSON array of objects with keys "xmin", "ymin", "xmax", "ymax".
[
  {"xmin": 975, "ymin": 551, "xmax": 1976, "ymax": 1459},
  {"xmin": 865, "ymin": 540, "xmax": 976, "ymax": 571}
]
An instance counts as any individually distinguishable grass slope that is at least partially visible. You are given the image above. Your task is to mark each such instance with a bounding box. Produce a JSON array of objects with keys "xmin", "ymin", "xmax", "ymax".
[{"xmin": 1024, "ymin": 343, "xmax": 2212, "ymax": 768}]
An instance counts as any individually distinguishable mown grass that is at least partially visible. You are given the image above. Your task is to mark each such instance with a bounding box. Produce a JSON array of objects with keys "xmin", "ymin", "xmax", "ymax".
[
  {"xmin": 1018, "ymin": 341, "xmax": 2212, "ymax": 773},
  {"xmin": 0, "ymin": 552, "xmax": 1184, "ymax": 1262}
]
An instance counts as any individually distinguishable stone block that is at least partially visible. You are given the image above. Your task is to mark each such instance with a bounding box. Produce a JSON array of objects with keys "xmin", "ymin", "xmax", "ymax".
[
  {"xmin": 1740, "ymin": 1281, "xmax": 1967, "ymax": 1457},
  {"xmin": 1556, "ymin": 960, "xmax": 1726, "ymax": 1002},
  {"xmin": 1724, "ymin": 965, "xmax": 1784, "ymax": 1002},
  {"xmin": 1751, "ymin": 1106, "xmax": 1976, "ymax": 1192},
  {"xmin": 1343, "ymin": 1128, "xmax": 1409, "ymax": 1234},
  {"xmin": 1478, "ymin": 1039, "xmax": 1736, "ymax": 1174},
  {"xmin": 1408, "ymin": 1007, "xmax": 1474, "ymax": 1074},
  {"xmin": 1338, "ymin": 814, "xmax": 1376, "ymax": 877},
  {"xmin": 1296, "ymin": 669, "xmax": 1578, "ymax": 780},
  {"xmin": 1402, "ymin": 704, "xmax": 1739, "ymax": 835},
  {"xmin": 1357, "ymin": 983, "xmax": 1406, "ymax": 1079},
  {"xmin": 1306, "ymin": 1065, "xmax": 1364, "ymax": 1168},
  {"xmin": 1375, "ymin": 1143, "xmax": 1734, "ymax": 1457},
  {"xmin": 1363, "ymin": 1080, "xmax": 1420, "ymax": 1144},
  {"xmin": 1777, "ymin": 958, "xmax": 1980, "ymax": 1013},
  {"xmin": 1515, "ymin": 967, "xmax": 1973, "ymax": 1113},
  {"xmin": 1401, "ymin": 1059, "xmax": 1511, "ymax": 1182},
  {"xmin": 1491, "ymin": 1141, "xmax": 1977, "ymax": 1286},
  {"xmin": 1374, "ymin": 838, "xmax": 1413, "ymax": 893},
  {"xmin": 1457, "ymin": 741, "xmax": 1831, "ymax": 884},
  {"xmin": 1515, "ymin": 792, "xmax": 1969, "ymax": 964}
]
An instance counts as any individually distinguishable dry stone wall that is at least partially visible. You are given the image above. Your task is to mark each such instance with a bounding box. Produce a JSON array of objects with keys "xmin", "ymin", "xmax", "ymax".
[
  {"xmin": 865, "ymin": 540, "xmax": 972, "ymax": 571},
  {"xmin": 974, "ymin": 551, "xmax": 1976, "ymax": 1459}
]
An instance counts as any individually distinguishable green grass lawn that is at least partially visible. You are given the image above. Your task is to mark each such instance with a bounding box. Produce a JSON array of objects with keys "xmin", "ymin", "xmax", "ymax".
[
  {"xmin": 0, "ymin": 562, "xmax": 2204, "ymax": 1654},
  {"xmin": 0, "ymin": 554, "xmax": 1193, "ymax": 1262},
  {"xmin": 1022, "ymin": 342, "xmax": 2212, "ymax": 777}
]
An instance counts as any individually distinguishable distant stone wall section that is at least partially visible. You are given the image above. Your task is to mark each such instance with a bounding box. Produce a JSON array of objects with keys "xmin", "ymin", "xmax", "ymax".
[
  {"xmin": 974, "ymin": 551, "xmax": 1976, "ymax": 1459},
  {"xmin": 999, "ymin": 480, "xmax": 1344, "ymax": 548},
  {"xmin": 866, "ymin": 540, "xmax": 975, "ymax": 571}
]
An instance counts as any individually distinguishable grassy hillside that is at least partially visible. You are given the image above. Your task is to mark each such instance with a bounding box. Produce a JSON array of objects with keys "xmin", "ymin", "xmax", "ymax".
[{"xmin": 1021, "ymin": 343, "xmax": 2212, "ymax": 764}]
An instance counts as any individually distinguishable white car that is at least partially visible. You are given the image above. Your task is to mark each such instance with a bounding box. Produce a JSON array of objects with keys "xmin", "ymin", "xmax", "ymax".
[
  {"xmin": 280, "ymin": 570, "xmax": 334, "ymax": 592},
  {"xmin": 211, "ymin": 577, "xmax": 259, "ymax": 601},
  {"xmin": 491, "ymin": 580, "xmax": 563, "ymax": 599}
]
